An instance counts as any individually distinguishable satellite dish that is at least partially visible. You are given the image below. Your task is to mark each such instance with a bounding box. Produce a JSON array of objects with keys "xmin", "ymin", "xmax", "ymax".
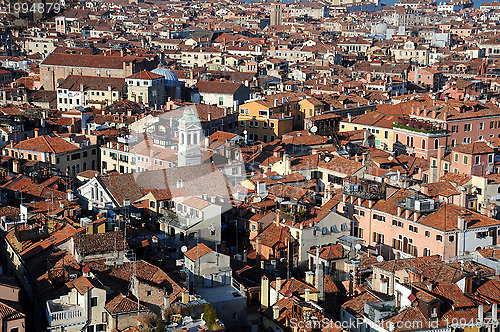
[
  {"xmin": 285, "ymin": 290, "xmax": 293, "ymax": 298},
  {"xmin": 388, "ymin": 156, "xmax": 393, "ymax": 161},
  {"xmin": 377, "ymin": 255, "xmax": 384, "ymax": 263},
  {"xmin": 355, "ymin": 243, "xmax": 362, "ymax": 251},
  {"xmin": 181, "ymin": 246, "xmax": 188, "ymax": 253},
  {"xmin": 310, "ymin": 126, "xmax": 318, "ymax": 134}
]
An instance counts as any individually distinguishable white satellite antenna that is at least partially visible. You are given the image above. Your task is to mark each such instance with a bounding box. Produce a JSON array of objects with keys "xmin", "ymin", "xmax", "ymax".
[
  {"xmin": 181, "ymin": 245, "xmax": 188, "ymax": 253},
  {"xmin": 310, "ymin": 126, "xmax": 318, "ymax": 134},
  {"xmin": 377, "ymin": 255, "xmax": 384, "ymax": 263},
  {"xmin": 354, "ymin": 243, "xmax": 362, "ymax": 251}
]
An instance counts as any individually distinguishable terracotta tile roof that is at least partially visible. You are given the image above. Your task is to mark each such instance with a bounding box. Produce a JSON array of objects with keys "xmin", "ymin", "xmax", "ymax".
[
  {"xmin": 422, "ymin": 181, "xmax": 460, "ymax": 197},
  {"xmin": 74, "ymin": 230, "xmax": 127, "ymax": 255},
  {"xmin": 127, "ymin": 70, "xmax": 164, "ymax": 80},
  {"xmin": 271, "ymin": 277, "xmax": 319, "ymax": 297},
  {"xmin": 434, "ymin": 284, "xmax": 475, "ymax": 309},
  {"xmin": 41, "ymin": 53, "xmax": 125, "ymax": 69},
  {"xmin": 372, "ymin": 255, "xmax": 442, "ymax": 274},
  {"xmin": 383, "ymin": 307, "xmax": 430, "ymax": 332},
  {"xmin": 105, "ymin": 293, "xmax": 149, "ymax": 314},
  {"xmin": 452, "ymin": 141, "xmax": 494, "ymax": 155},
  {"xmin": 252, "ymin": 222, "xmax": 290, "ymax": 249},
  {"xmin": 440, "ymin": 172, "xmax": 472, "ymax": 186},
  {"xmin": 86, "ymin": 260, "xmax": 182, "ymax": 301},
  {"xmin": 342, "ymin": 291, "xmax": 381, "ymax": 317},
  {"xmin": 195, "ymin": 80, "xmax": 244, "ymax": 94},
  {"xmin": 0, "ymin": 300, "xmax": 24, "ymax": 321},
  {"xmin": 184, "ymin": 243, "xmax": 213, "ymax": 261},
  {"xmin": 58, "ymin": 75, "xmax": 126, "ymax": 91},
  {"xmin": 282, "ymin": 131, "xmax": 330, "ymax": 146},
  {"xmin": 11, "ymin": 135, "xmax": 79, "ymax": 154},
  {"xmin": 182, "ymin": 197, "xmax": 211, "ymax": 210},
  {"xmin": 319, "ymin": 155, "xmax": 363, "ymax": 176},
  {"xmin": 476, "ymin": 278, "xmax": 500, "ymax": 302},
  {"xmin": 67, "ymin": 276, "xmax": 101, "ymax": 295},
  {"xmin": 307, "ymin": 244, "xmax": 344, "ymax": 260}
]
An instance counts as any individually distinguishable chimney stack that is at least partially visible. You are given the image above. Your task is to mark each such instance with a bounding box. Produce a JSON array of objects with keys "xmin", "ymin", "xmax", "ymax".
[
  {"xmin": 315, "ymin": 247, "xmax": 325, "ymax": 301},
  {"xmin": 273, "ymin": 306, "xmax": 280, "ymax": 320},
  {"xmin": 305, "ymin": 271, "xmax": 314, "ymax": 285},
  {"xmin": 261, "ymin": 276, "xmax": 270, "ymax": 308},
  {"xmin": 182, "ymin": 291, "xmax": 189, "ymax": 304},
  {"xmin": 304, "ymin": 289, "xmax": 311, "ymax": 302}
]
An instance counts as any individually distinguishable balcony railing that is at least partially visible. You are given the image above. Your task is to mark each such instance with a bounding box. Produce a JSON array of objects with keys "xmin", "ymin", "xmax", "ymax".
[
  {"xmin": 46, "ymin": 301, "xmax": 85, "ymax": 327},
  {"xmin": 342, "ymin": 177, "xmax": 385, "ymax": 201}
]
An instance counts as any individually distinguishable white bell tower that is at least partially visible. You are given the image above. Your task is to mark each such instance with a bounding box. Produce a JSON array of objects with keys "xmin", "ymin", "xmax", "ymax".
[{"xmin": 177, "ymin": 106, "xmax": 202, "ymax": 167}]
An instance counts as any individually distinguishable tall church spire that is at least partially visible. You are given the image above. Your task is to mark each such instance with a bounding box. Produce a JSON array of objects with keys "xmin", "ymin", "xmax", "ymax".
[{"xmin": 177, "ymin": 106, "xmax": 202, "ymax": 167}]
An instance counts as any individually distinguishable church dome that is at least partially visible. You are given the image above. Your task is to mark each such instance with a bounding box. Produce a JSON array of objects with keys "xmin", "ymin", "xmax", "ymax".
[
  {"xmin": 151, "ymin": 67, "xmax": 181, "ymax": 87},
  {"xmin": 373, "ymin": 23, "xmax": 388, "ymax": 35}
]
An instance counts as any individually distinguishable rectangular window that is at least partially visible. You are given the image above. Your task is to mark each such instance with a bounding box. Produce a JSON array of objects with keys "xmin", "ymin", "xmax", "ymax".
[
  {"xmin": 464, "ymin": 123, "xmax": 471, "ymax": 132},
  {"xmin": 479, "ymin": 122, "xmax": 484, "ymax": 130},
  {"xmin": 373, "ymin": 214, "xmax": 385, "ymax": 222},
  {"xmin": 91, "ymin": 297, "xmax": 98, "ymax": 307},
  {"xmin": 436, "ymin": 235, "xmax": 443, "ymax": 242},
  {"xmin": 392, "ymin": 219, "xmax": 403, "ymax": 228},
  {"xmin": 451, "ymin": 125, "xmax": 458, "ymax": 133},
  {"xmin": 475, "ymin": 155, "xmax": 480, "ymax": 165},
  {"xmin": 372, "ymin": 232, "xmax": 384, "ymax": 244},
  {"xmin": 454, "ymin": 153, "xmax": 458, "ymax": 162},
  {"xmin": 463, "ymin": 155, "xmax": 469, "ymax": 165}
]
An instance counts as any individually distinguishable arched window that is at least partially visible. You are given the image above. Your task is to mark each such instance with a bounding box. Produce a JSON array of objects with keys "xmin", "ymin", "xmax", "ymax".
[
  {"xmin": 421, "ymin": 139, "xmax": 426, "ymax": 150},
  {"xmin": 434, "ymin": 139, "xmax": 439, "ymax": 150},
  {"xmin": 395, "ymin": 134, "xmax": 399, "ymax": 142},
  {"xmin": 180, "ymin": 133, "xmax": 184, "ymax": 145}
]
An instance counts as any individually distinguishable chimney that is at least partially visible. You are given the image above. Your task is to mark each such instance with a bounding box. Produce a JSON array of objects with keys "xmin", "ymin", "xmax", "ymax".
[
  {"xmin": 276, "ymin": 277, "xmax": 282, "ymax": 293},
  {"xmin": 304, "ymin": 289, "xmax": 311, "ymax": 302},
  {"xmin": 283, "ymin": 154, "xmax": 291, "ymax": 175},
  {"xmin": 261, "ymin": 276, "xmax": 270, "ymax": 308},
  {"xmin": 478, "ymin": 305, "xmax": 484, "ymax": 322},
  {"xmin": 272, "ymin": 306, "xmax": 280, "ymax": 320},
  {"xmin": 437, "ymin": 146, "xmax": 445, "ymax": 180},
  {"xmin": 458, "ymin": 216, "xmax": 466, "ymax": 230},
  {"xmin": 12, "ymin": 159, "xmax": 20, "ymax": 174},
  {"xmin": 256, "ymin": 237, "xmax": 262, "ymax": 263},
  {"xmin": 208, "ymin": 112, "xmax": 211, "ymax": 121},
  {"xmin": 34, "ymin": 128, "xmax": 39, "ymax": 138},
  {"xmin": 67, "ymin": 190, "xmax": 74, "ymax": 201},
  {"xmin": 348, "ymin": 113, "xmax": 352, "ymax": 122},
  {"xmin": 305, "ymin": 271, "xmax": 314, "ymax": 285},
  {"xmin": 182, "ymin": 291, "xmax": 189, "ymax": 304},
  {"xmin": 460, "ymin": 188, "xmax": 467, "ymax": 208},
  {"xmin": 315, "ymin": 247, "xmax": 325, "ymax": 301},
  {"xmin": 493, "ymin": 303, "xmax": 498, "ymax": 321}
]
